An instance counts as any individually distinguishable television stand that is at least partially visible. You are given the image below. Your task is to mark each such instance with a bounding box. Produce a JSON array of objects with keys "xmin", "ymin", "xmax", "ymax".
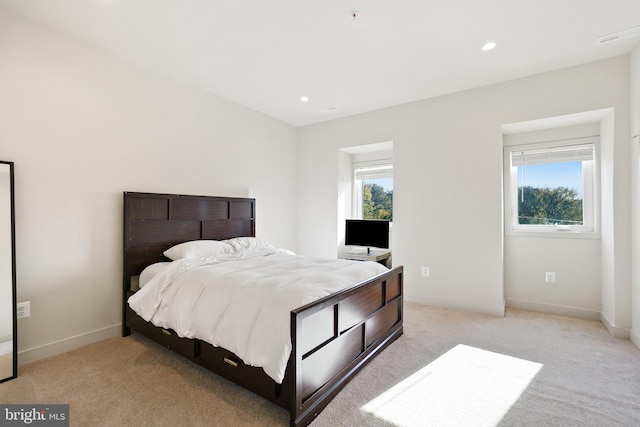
[{"xmin": 339, "ymin": 248, "xmax": 391, "ymax": 266}]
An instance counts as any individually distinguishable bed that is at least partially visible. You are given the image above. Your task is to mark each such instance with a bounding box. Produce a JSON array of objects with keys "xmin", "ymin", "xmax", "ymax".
[{"xmin": 122, "ymin": 192, "xmax": 404, "ymax": 426}]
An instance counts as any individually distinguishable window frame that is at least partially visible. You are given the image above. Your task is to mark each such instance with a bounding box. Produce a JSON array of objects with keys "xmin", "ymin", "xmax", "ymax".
[{"xmin": 503, "ymin": 137, "xmax": 600, "ymax": 238}]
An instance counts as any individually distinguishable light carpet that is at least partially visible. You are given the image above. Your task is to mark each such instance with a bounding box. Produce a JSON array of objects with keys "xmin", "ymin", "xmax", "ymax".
[{"xmin": 1, "ymin": 302, "xmax": 638, "ymax": 426}]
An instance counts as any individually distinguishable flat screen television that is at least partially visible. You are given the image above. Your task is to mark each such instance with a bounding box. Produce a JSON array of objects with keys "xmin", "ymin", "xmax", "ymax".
[{"xmin": 345, "ymin": 219, "xmax": 390, "ymax": 253}]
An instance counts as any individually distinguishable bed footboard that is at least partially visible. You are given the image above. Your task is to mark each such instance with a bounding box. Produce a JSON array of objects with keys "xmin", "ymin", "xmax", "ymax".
[{"xmin": 289, "ymin": 266, "xmax": 403, "ymax": 426}]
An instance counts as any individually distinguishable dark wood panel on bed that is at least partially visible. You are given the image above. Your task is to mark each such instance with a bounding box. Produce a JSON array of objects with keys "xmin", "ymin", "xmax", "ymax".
[
  {"xmin": 122, "ymin": 192, "xmax": 255, "ymax": 293},
  {"xmin": 171, "ymin": 198, "xmax": 229, "ymax": 220},
  {"xmin": 198, "ymin": 342, "xmax": 283, "ymax": 401},
  {"xmin": 122, "ymin": 191, "xmax": 402, "ymax": 427},
  {"xmin": 130, "ymin": 220, "xmax": 201, "ymax": 246},
  {"xmin": 338, "ymin": 282, "xmax": 384, "ymax": 333},
  {"xmin": 291, "ymin": 269, "xmax": 403, "ymax": 425},
  {"xmin": 202, "ymin": 219, "xmax": 253, "ymax": 240}
]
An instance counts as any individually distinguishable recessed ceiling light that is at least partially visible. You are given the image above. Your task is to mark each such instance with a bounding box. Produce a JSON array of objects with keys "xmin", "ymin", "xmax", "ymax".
[
  {"xmin": 482, "ymin": 41, "xmax": 497, "ymax": 51},
  {"xmin": 300, "ymin": 96, "xmax": 309, "ymax": 103}
]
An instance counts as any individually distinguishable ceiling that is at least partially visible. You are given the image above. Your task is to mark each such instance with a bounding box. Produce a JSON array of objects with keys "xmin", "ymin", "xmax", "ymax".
[{"xmin": 2, "ymin": 0, "xmax": 640, "ymax": 127}]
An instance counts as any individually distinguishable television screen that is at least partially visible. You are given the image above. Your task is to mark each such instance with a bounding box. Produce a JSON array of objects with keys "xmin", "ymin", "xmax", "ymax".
[{"xmin": 345, "ymin": 219, "xmax": 390, "ymax": 250}]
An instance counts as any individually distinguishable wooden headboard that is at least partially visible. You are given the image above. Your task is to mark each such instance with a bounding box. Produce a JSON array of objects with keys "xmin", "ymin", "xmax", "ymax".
[{"xmin": 123, "ymin": 192, "xmax": 255, "ymax": 293}]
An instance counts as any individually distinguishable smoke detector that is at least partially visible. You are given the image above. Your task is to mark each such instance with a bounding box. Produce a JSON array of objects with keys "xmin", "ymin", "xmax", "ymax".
[{"xmin": 318, "ymin": 106, "xmax": 338, "ymax": 114}]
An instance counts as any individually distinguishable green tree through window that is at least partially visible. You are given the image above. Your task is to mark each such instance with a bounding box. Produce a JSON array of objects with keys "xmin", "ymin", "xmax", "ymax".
[
  {"xmin": 517, "ymin": 186, "xmax": 582, "ymax": 225},
  {"xmin": 363, "ymin": 183, "xmax": 393, "ymax": 221}
]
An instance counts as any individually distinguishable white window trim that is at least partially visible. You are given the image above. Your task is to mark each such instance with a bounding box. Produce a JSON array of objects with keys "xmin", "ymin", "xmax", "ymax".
[{"xmin": 503, "ymin": 137, "xmax": 600, "ymax": 238}]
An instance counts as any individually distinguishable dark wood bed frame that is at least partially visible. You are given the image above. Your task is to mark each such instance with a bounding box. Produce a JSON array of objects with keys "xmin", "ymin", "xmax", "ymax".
[{"xmin": 122, "ymin": 192, "xmax": 403, "ymax": 426}]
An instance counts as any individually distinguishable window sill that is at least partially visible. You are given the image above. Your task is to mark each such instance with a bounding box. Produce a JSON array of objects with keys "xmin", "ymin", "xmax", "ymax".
[{"xmin": 505, "ymin": 229, "xmax": 601, "ymax": 240}]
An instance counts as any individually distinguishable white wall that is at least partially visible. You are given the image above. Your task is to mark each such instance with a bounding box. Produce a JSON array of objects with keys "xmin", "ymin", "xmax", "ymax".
[
  {"xmin": 298, "ymin": 56, "xmax": 631, "ymax": 321},
  {"xmin": 598, "ymin": 109, "xmax": 632, "ymax": 337},
  {"xmin": 0, "ymin": 8, "xmax": 298, "ymax": 363},
  {"xmin": 631, "ymin": 43, "xmax": 640, "ymax": 348}
]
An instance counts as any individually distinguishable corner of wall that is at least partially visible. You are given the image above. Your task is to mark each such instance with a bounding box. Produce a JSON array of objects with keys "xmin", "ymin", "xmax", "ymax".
[
  {"xmin": 600, "ymin": 312, "xmax": 631, "ymax": 340},
  {"xmin": 631, "ymin": 328, "xmax": 640, "ymax": 350}
]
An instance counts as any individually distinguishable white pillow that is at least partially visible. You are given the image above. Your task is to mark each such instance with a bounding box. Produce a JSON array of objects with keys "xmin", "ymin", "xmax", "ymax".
[
  {"xmin": 224, "ymin": 237, "xmax": 275, "ymax": 253},
  {"xmin": 163, "ymin": 240, "xmax": 234, "ymax": 260},
  {"xmin": 139, "ymin": 262, "xmax": 170, "ymax": 288}
]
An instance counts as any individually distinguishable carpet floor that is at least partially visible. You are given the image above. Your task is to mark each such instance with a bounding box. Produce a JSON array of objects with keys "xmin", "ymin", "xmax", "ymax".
[{"xmin": 1, "ymin": 302, "xmax": 639, "ymax": 426}]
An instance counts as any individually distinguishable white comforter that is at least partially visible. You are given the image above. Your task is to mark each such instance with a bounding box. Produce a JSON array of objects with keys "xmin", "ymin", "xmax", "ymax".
[{"xmin": 127, "ymin": 250, "xmax": 388, "ymax": 383}]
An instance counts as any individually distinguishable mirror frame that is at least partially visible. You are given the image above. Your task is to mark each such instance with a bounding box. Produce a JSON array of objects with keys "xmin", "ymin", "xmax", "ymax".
[{"xmin": 0, "ymin": 161, "xmax": 16, "ymax": 383}]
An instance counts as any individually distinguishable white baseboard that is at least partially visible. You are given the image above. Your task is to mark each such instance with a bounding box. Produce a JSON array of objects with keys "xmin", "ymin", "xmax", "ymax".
[
  {"xmin": 18, "ymin": 323, "xmax": 122, "ymax": 365},
  {"xmin": 505, "ymin": 298, "xmax": 601, "ymax": 321},
  {"xmin": 506, "ymin": 299, "xmax": 634, "ymax": 339},
  {"xmin": 405, "ymin": 293, "xmax": 505, "ymax": 317},
  {"xmin": 599, "ymin": 313, "xmax": 631, "ymax": 339}
]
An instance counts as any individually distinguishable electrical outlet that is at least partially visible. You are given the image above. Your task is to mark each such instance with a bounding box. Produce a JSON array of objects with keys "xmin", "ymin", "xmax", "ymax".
[
  {"xmin": 421, "ymin": 266, "xmax": 430, "ymax": 277},
  {"xmin": 17, "ymin": 301, "xmax": 30, "ymax": 319},
  {"xmin": 545, "ymin": 272, "xmax": 556, "ymax": 283}
]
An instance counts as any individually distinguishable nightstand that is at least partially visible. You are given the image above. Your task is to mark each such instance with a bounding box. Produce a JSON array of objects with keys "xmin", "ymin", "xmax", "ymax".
[{"xmin": 339, "ymin": 249, "xmax": 391, "ymax": 267}]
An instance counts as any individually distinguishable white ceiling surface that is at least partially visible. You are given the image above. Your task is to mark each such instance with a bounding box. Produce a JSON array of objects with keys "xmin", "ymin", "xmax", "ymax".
[{"xmin": 2, "ymin": 0, "xmax": 640, "ymax": 127}]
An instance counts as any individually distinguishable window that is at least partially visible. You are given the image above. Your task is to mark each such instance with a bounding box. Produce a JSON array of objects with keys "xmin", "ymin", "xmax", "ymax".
[
  {"xmin": 353, "ymin": 163, "xmax": 393, "ymax": 221},
  {"xmin": 504, "ymin": 137, "xmax": 598, "ymax": 234}
]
